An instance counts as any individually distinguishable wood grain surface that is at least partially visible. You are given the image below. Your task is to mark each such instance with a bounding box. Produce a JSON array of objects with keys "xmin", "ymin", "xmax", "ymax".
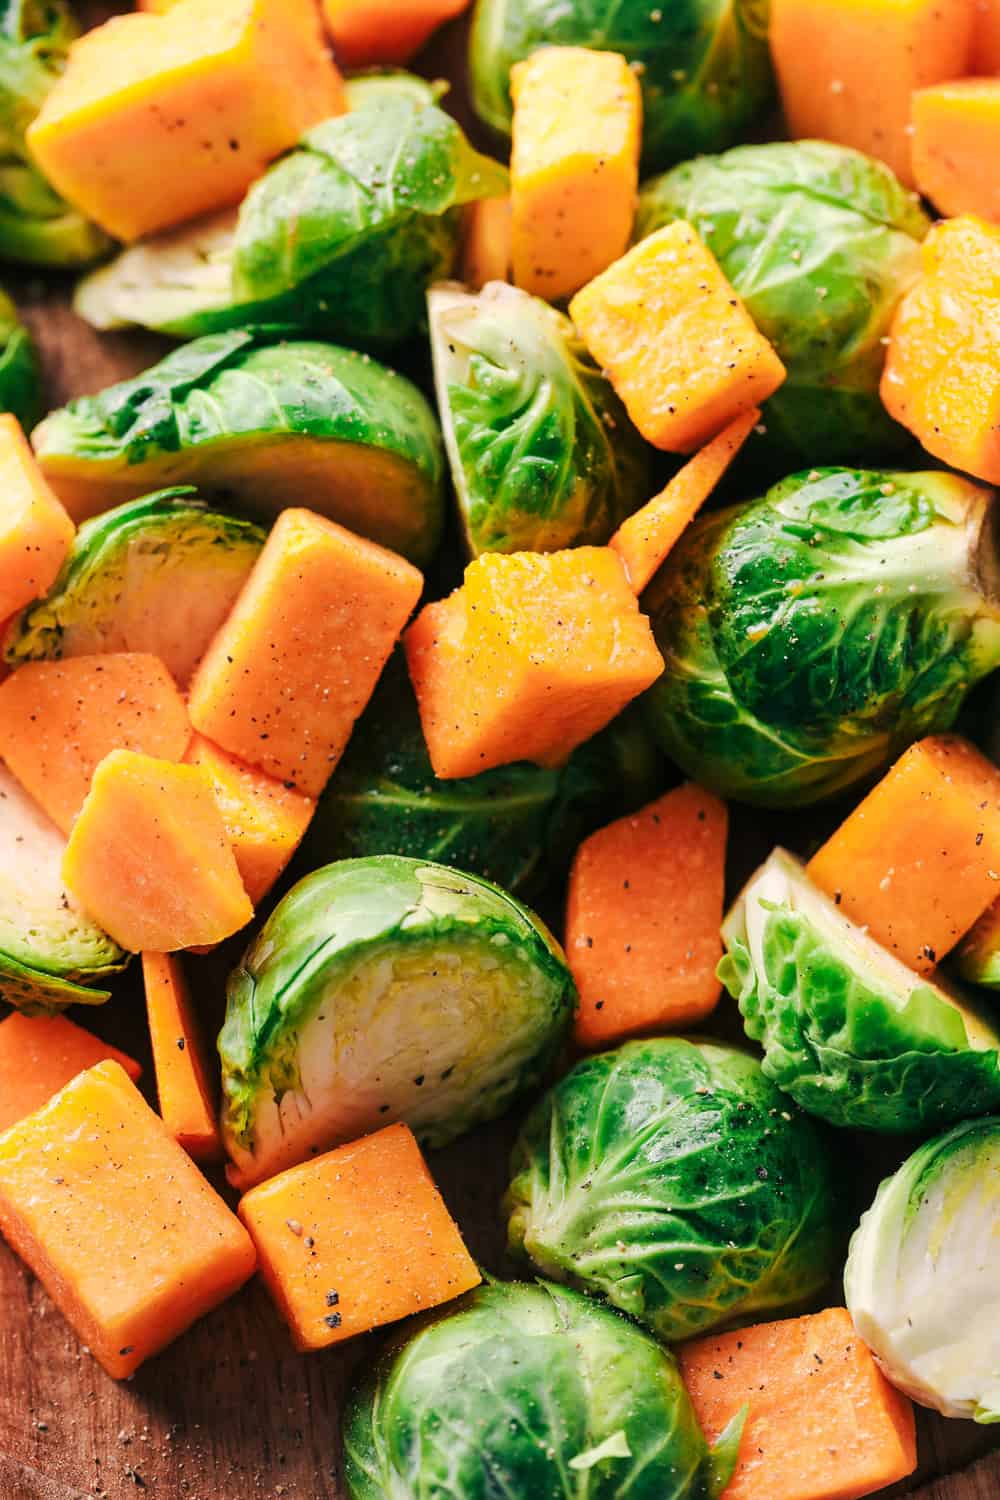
[{"xmin": 0, "ymin": 5, "xmax": 998, "ymax": 1497}]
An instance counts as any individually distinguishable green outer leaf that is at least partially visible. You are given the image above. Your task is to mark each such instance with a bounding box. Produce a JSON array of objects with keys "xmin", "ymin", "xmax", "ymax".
[
  {"xmin": 429, "ymin": 282, "xmax": 648, "ymax": 556},
  {"xmin": 0, "ymin": 285, "xmax": 39, "ymax": 428},
  {"xmin": 219, "ymin": 856, "xmax": 575, "ymax": 1171},
  {"xmin": 706, "ymin": 1407, "xmax": 748, "ymax": 1500},
  {"xmin": 644, "ymin": 468, "xmax": 1000, "ymax": 806},
  {"xmin": 720, "ymin": 848, "xmax": 1000, "ymax": 1131},
  {"xmin": 506, "ymin": 1037, "xmax": 845, "ymax": 1343},
  {"xmin": 470, "ymin": 0, "xmax": 774, "ymax": 170},
  {"xmin": 31, "ymin": 331, "xmax": 445, "ymax": 563},
  {"xmin": 0, "ymin": 953, "xmax": 112, "ymax": 1018},
  {"xmin": 636, "ymin": 141, "xmax": 929, "ymax": 465},
  {"xmin": 343, "ymin": 1280, "xmax": 716, "ymax": 1500}
]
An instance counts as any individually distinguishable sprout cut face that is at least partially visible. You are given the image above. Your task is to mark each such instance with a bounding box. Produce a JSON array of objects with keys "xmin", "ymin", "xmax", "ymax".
[
  {"xmin": 845, "ymin": 1117, "xmax": 1000, "ymax": 1423},
  {"xmin": 220, "ymin": 857, "xmax": 575, "ymax": 1187},
  {"xmin": 506, "ymin": 1036, "xmax": 845, "ymax": 1342}
]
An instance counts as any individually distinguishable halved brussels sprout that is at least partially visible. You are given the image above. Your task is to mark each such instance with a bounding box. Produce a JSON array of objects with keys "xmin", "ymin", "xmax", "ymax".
[
  {"xmin": 5, "ymin": 489, "xmax": 266, "ymax": 688},
  {"xmin": 429, "ymin": 282, "xmax": 648, "ymax": 555},
  {"xmin": 845, "ymin": 1117, "xmax": 1000, "ymax": 1423},
  {"xmin": 345, "ymin": 1280, "xmax": 744, "ymax": 1500},
  {"xmin": 0, "ymin": 286, "xmax": 40, "ymax": 429},
  {"xmin": 220, "ymin": 856, "xmax": 575, "ymax": 1187},
  {"xmin": 636, "ymin": 142, "xmax": 930, "ymax": 466},
  {"xmin": 957, "ymin": 899, "xmax": 1000, "ymax": 989},
  {"xmin": 300, "ymin": 651, "xmax": 664, "ymax": 898},
  {"xmin": 720, "ymin": 848, "xmax": 1000, "ymax": 1131},
  {"xmin": 644, "ymin": 468, "xmax": 1000, "ymax": 806},
  {"xmin": 74, "ymin": 90, "xmax": 508, "ymax": 347},
  {"xmin": 0, "ymin": 764, "xmax": 127, "ymax": 1015},
  {"xmin": 0, "ymin": 0, "xmax": 111, "ymax": 266},
  {"xmin": 470, "ymin": 0, "xmax": 774, "ymax": 170},
  {"xmin": 32, "ymin": 330, "xmax": 445, "ymax": 563},
  {"xmin": 506, "ymin": 1036, "xmax": 844, "ymax": 1343}
]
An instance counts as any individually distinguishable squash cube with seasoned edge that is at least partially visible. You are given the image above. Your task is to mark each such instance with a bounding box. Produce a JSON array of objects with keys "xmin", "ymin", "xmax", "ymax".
[
  {"xmin": 405, "ymin": 547, "xmax": 663, "ymax": 779},
  {"xmin": 27, "ymin": 0, "xmax": 345, "ymax": 243},
  {"xmin": 0, "ymin": 1060, "xmax": 256, "ymax": 1379},
  {"xmin": 569, "ymin": 224, "xmax": 785, "ymax": 453},
  {"xmin": 62, "ymin": 749, "xmax": 253, "ymax": 953},
  {"xmin": 0, "ymin": 1013, "xmax": 140, "ymax": 1136},
  {"xmin": 238, "ymin": 1122, "xmax": 481, "ymax": 1351},
  {"xmin": 912, "ymin": 81, "xmax": 1000, "ymax": 225},
  {"xmin": 188, "ymin": 508, "xmax": 423, "ymax": 799},
  {"xmin": 510, "ymin": 48, "xmax": 642, "ymax": 302},
  {"xmin": 0, "ymin": 414, "xmax": 74, "ymax": 622},
  {"xmin": 142, "ymin": 953, "xmax": 222, "ymax": 1163}
]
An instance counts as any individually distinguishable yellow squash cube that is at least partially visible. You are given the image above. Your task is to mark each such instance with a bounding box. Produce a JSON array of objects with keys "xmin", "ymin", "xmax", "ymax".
[
  {"xmin": 28, "ymin": 0, "xmax": 345, "ymax": 242},
  {"xmin": 510, "ymin": 48, "xmax": 642, "ymax": 301},
  {"xmin": 570, "ymin": 223, "xmax": 786, "ymax": 452}
]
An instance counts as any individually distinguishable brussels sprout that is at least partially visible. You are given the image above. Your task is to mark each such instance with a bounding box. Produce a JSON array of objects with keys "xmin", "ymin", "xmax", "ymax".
[
  {"xmin": 0, "ymin": 286, "xmax": 39, "ymax": 428},
  {"xmin": 845, "ymin": 1117, "xmax": 1000, "ymax": 1423},
  {"xmin": 469, "ymin": 0, "xmax": 773, "ymax": 170},
  {"xmin": 220, "ymin": 856, "xmax": 575, "ymax": 1186},
  {"xmin": 956, "ymin": 899, "xmax": 1000, "ymax": 989},
  {"xmin": 74, "ymin": 91, "xmax": 508, "ymax": 346},
  {"xmin": 0, "ymin": 1, "xmax": 111, "ymax": 265},
  {"xmin": 342, "ymin": 70, "xmax": 445, "ymax": 110},
  {"xmin": 429, "ymin": 282, "xmax": 648, "ymax": 555},
  {"xmin": 636, "ymin": 142, "xmax": 930, "ymax": 466},
  {"xmin": 0, "ymin": 764, "xmax": 127, "ymax": 1015},
  {"xmin": 300, "ymin": 651, "xmax": 664, "ymax": 898},
  {"xmin": 5, "ymin": 489, "xmax": 266, "ymax": 688},
  {"xmin": 32, "ymin": 330, "xmax": 445, "ymax": 563},
  {"xmin": 506, "ymin": 1036, "xmax": 844, "ymax": 1342},
  {"xmin": 344, "ymin": 1280, "xmax": 745, "ymax": 1500},
  {"xmin": 720, "ymin": 848, "xmax": 1000, "ymax": 1131},
  {"xmin": 644, "ymin": 468, "xmax": 1000, "ymax": 807}
]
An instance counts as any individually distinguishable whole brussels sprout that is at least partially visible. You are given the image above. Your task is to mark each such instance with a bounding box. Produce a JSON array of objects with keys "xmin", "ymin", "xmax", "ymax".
[
  {"xmin": 74, "ymin": 88, "xmax": 508, "ymax": 347},
  {"xmin": 0, "ymin": 286, "xmax": 39, "ymax": 429},
  {"xmin": 344, "ymin": 1280, "xmax": 745, "ymax": 1500},
  {"xmin": 0, "ymin": 0, "xmax": 111, "ymax": 265},
  {"xmin": 470, "ymin": 0, "xmax": 774, "ymax": 170},
  {"xmin": 644, "ymin": 467, "xmax": 1000, "ymax": 807},
  {"xmin": 845, "ymin": 1117, "xmax": 1000, "ymax": 1423},
  {"xmin": 506, "ymin": 1037, "xmax": 845, "ymax": 1342},
  {"xmin": 429, "ymin": 282, "xmax": 648, "ymax": 555},
  {"xmin": 220, "ymin": 856, "xmax": 575, "ymax": 1187},
  {"xmin": 636, "ymin": 142, "xmax": 930, "ymax": 466},
  {"xmin": 720, "ymin": 848, "xmax": 1000, "ymax": 1131}
]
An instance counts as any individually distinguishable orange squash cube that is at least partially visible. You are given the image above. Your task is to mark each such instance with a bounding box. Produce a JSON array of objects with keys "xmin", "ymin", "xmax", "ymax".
[
  {"xmin": 510, "ymin": 48, "xmax": 642, "ymax": 302},
  {"xmin": 912, "ymin": 81, "xmax": 1000, "ymax": 223},
  {"xmin": 462, "ymin": 197, "xmax": 512, "ymax": 290},
  {"xmin": 321, "ymin": 0, "xmax": 471, "ymax": 66},
  {"xmin": 0, "ymin": 1013, "xmax": 140, "ymax": 1136},
  {"xmin": 0, "ymin": 414, "xmax": 74, "ymax": 622},
  {"xmin": 188, "ymin": 509, "xmax": 423, "ymax": 798},
  {"xmin": 569, "ymin": 224, "xmax": 785, "ymax": 453},
  {"xmin": 679, "ymin": 1309, "xmax": 917, "ymax": 1500},
  {"xmin": 0, "ymin": 1060, "xmax": 256, "ymax": 1378},
  {"xmin": 27, "ymin": 0, "xmax": 344, "ymax": 242},
  {"xmin": 62, "ymin": 749, "xmax": 253, "ymax": 952},
  {"xmin": 405, "ymin": 548, "xmax": 663, "ymax": 778},
  {"xmin": 238, "ymin": 1123, "xmax": 480, "ymax": 1351},
  {"xmin": 142, "ymin": 953, "xmax": 222, "ymax": 1163},
  {"xmin": 808, "ymin": 736, "xmax": 1000, "ymax": 973},
  {"xmin": 882, "ymin": 216, "xmax": 1000, "ymax": 486},
  {"xmin": 0, "ymin": 654, "xmax": 191, "ymax": 835},
  {"xmin": 184, "ymin": 735, "xmax": 314, "ymax": 906},
  {"xmin": 971, "ymin": 0, "xmax": 1000, "ymax": 70}
]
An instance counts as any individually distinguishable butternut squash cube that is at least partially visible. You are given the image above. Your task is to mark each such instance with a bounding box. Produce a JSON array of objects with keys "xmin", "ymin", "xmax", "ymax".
[
  {"xmin": 912, "ymin": 81, "xmax": 1000, "ymax": 222},
  {"xmin": 0, "ymin": 654, "xmax": 192, "ymax": 836},
  {"xmin": 321, "ymin": 0, "xmax": 471, "ymax": 67},
  {"xmin": 808, "ymin": 735, "xmax": 1000, "ymax": 973},
  {"xmin": 405, "ymin": 547, "xmax": 663, "ymax": 779},
  {"xmin": 769, "ymin": 0, "xmax": 975, "ymax": 186},
  {"xmin": 569, "ymin": 224, "xmax": 786, "ymax": 452},
  {"xmin": 62, "ymin": 749, "xmax": 253, "ymax": 952},
  {"xmin": 0, "ymin": 1013, "xmax": 140, "ymax": 1136},
  {"xmin": 142, "ymin": 953, "xmax": 222, "ymax": 1163},
  {"xmin": 188, "ymin": 509, "xmax": 423, "ymax": 798},
  {"xmin": 0, "ymin": 414, "xmax": 74, "ymax": 623},
  {"xmin": 0, "ymin": 1060, "xmax": 256, "ymax": 1378},
  {"xmin": 881, "ymin": 216, "xmax": 1000, "ymax": 483},
  {"xmin": 971, "ymin": 0, "xmax": 1000, "ymax": 71},
  {"xmin": 462, "ymin": 197, "xmax": 512, "ymax": 289},
  {"xmin": 27, "ymin": 0, "xmax": 345, "ymax": 243},
  {"xmin": 510, "ymin": 48, "xmax": 642, "ymax": 302},
  {"xmin": 184, "ymin": 734, "xmax": 315, "ymax": 906},
  {"xmin": 238, "ymin": 1123, "xmax": 480, "ymax": 1351}
]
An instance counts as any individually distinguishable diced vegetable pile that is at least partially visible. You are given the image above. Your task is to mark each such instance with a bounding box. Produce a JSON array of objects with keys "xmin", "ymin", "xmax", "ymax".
[{"xmin": 1, "ymin": 1, "xmax": 1000, "ymax": 1497}]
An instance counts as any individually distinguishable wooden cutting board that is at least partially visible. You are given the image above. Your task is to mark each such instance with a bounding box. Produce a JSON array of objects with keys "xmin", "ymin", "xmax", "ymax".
[{"xmin": 1, "ymin": 5, "xmax": 998, "ymax": 1497}]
